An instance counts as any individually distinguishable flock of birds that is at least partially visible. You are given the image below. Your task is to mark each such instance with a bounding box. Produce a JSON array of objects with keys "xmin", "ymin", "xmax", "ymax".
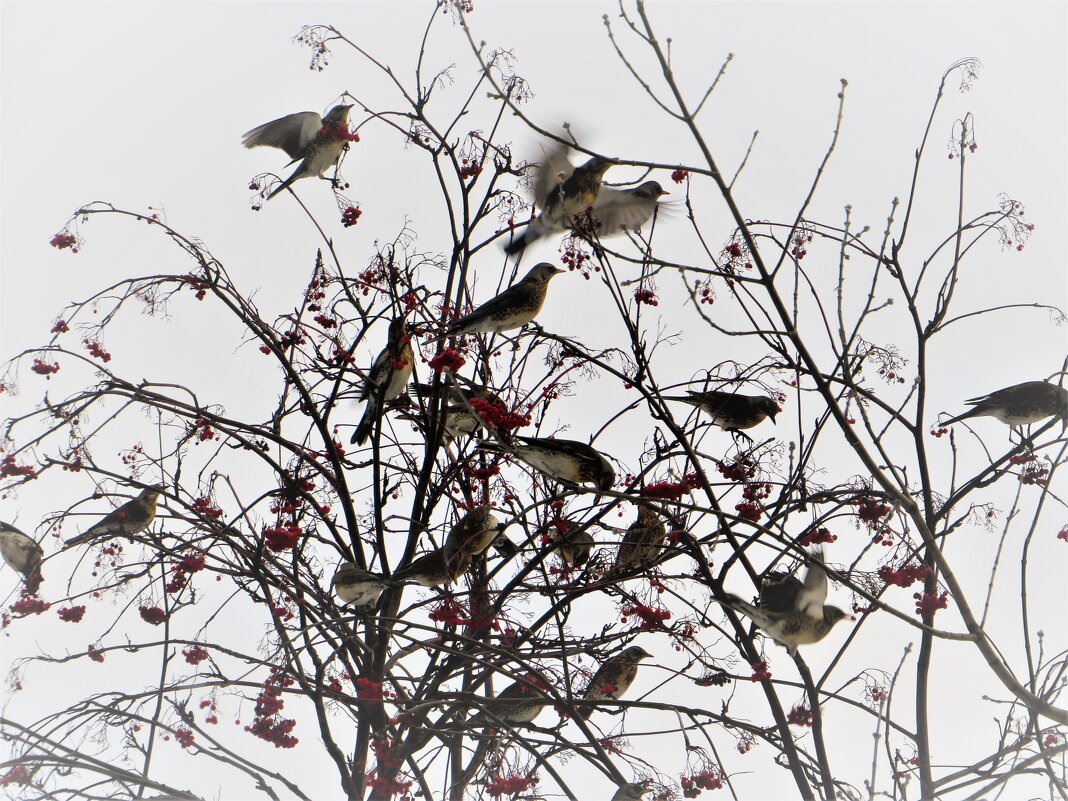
[{"xmin": 3, "ymin": 102, "xmax": 1067, "ymax": 800}]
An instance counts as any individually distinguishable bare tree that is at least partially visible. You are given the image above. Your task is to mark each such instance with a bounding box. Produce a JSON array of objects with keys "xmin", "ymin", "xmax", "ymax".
[{"xmin": 2, "ymin": 3, "xmax": 1065, "ymax": 800}]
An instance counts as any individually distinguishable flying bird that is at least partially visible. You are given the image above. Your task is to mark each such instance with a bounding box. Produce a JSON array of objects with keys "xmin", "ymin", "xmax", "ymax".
[
  {"xmin": 351, "ymin": 316, "xmax": 414, "ymax": 446},
  {"xmin": 721, "ymin": 548, "xmax": 853, "ymax": 656},
  {"xmin": 667, "ymin": 389, "xmax": 779, "ymax": 437},
  {"xmin": 612, "ymin": 504, "xmax": 666, "ymax": 575},
  {"xmin": 242, "ymin": 104, "xmax": 355, "ymax": 201},
  {"xmin": 505, "ymin": 145, "xmax": 616, "ymax": 254},
  {"xmin": 578, "ymin": 645, "xmax": 652, "ymax": 720},
  {"xmin": 0, "ymin": 521, "xmax": 44, "ymax": 594},
  {"xmin": 67, "ymin": 487, "xmax": 163, "ymax": 546},
  {"xmin": 591, "ymin": 180, "xmax": 668, "ymax": 237},
  {"xmin": 481, "ymin": 436, "xmax": 615, "ymax": 492},
  {"xmin": 429, "ymin": 262, "xmax": 563, "ymax": 342},
  {"xmin": 611, "ymin": 783, "xmax": 651, "ymax": 801},
  {"xmin": 943, "ymin": 380, "xmax": 1068, "ymax": 430},
  {"xmin": 331, "ymin": 563, "xmax": 397, "ymax": 609},
  {"xmin": 467, "ymin": 673, "xmax": 551, "ymax": 728}
]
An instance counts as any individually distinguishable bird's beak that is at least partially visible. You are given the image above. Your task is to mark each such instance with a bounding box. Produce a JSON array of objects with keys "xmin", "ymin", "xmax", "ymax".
[{"xmin": 657, "ymin": 189, "xmax": 668, "ymax": 198}]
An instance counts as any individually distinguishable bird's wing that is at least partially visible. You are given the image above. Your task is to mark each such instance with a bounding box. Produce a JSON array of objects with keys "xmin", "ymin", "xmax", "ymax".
[
  {"xmin": 795, "ymin": 550, "xmax": 829, "ymax": 617},
  {"xmin": 758, "ymin": 572, "xmax": 804, "ymax": 615},
  {"xmin": 242, "ymin": 112, "xmax": 323, "ymax": 159},
  {"xmin": 592, "ymin": 187, "xmax": 656, "ymax": 233},
  {"xmin": 451, "ymin": 281, "xmax": 532, "ymax": 330},
  {"xmin": 532, "ymin": 142, "xmax": 574, "ymax": 208}
]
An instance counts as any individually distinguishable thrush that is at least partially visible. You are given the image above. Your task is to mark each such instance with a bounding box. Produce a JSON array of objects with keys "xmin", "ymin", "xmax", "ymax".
[
  {"xmin": 943, "ymin": 380, "xmax": 1068, "ymax": 430},
  {"xmin": 408, "ymin": 381, "xmax": 504, "ymax": 438},
  {"xmin": 242, "ymin": 104, "xmax": 354, "ymax": 201},
  {"xmin": 611, "ymin": 783, "xmax": 651, "ymax": 801},
  {"xmin": 429, "ymin": 263, "xmax": 563, "ymax": 342},
  {"xmin": 67, "ymin": 487, "xmax": 163, "ymax": 545},
  {"xmin": 331, "ymin": 563, "xmax": 397, "ymax": 609},
  {"xmin": 721, "ymin": 547, "xmax": 853, "ymax": 656},
  {"xmin": 0, "ymin": 521, "xmax": 44, "ymax": 594},
  {"xmin": 553, "ymin": 526, "xmax": 595, "ymax": 567},
  {"xmin": 443, "ymin": 505, "xmax": 510, "ymax": 564},
  {"xmin": 505, "ymin": 146, "xmax": 616, "ymax": 254},
  {"xmin": 578, "ymin": 645, "xmax": 652, "ymax": 719},
  {"xmin": 351, "ymin": 316, "xmax": 415, "ymax": 445},
  {"xmin": 481, "ymin": 436, "xmax": 616, "ymax": 492},
  {"xmin": 467, "ymin": 672, "xmax": 551, "ymax": 728},
  {"xmin": 391, "ymin": 546, "xmax": 469, "ymax": 587},
  {"xmin": 667, "ymin": 390, "xmax": 779, "ymax": 435},
  {"xmin": 592, "ymin": 181, "xmax": 668, "ymax": 237},
  {"xmin": 612, "ymin": 504, "xmax": 666, "ymax": 575}
]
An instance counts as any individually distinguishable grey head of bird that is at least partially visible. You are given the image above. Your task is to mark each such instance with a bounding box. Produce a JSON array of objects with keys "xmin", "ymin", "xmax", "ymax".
[
  {"xmin": 525, "ymin": 262, "xmax": 564, "ymax": 283},
  {"xmin": 632, "ymin": 180, "xmax": 667, "ymax": 199},
  {"xmin": 824, "ymin": 605, "xmax": 854, "ymax": 626},
  {"xmin": 323, "ymin": 104, "xmax": 354, "ymax": 125},
  {"xmin": 755, "ymin": 396, "xmax": 780, "ymax": 423}
]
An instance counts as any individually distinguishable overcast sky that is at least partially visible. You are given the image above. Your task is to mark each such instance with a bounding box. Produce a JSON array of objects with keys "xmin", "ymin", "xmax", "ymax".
[{"xmin": 2, "ymin": 2, "xmax": 1066, "ymax": 800}]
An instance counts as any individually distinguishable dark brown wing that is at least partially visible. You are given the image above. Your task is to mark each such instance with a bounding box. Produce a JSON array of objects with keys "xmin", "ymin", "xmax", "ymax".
[{"xmin": 758, "ymin": 572, "xmax": 803, "ymax": 615}]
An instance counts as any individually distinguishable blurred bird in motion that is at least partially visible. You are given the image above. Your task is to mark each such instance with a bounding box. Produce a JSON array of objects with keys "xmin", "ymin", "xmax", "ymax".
[
  {"xmin": 351, "ymin": 315, "xmax": 414, "ymax": 446},
  {"xmin": 429, "ymin": 263, "xmax": 563, "ymax": 342},
  {"xmin": 578, "ymin": 645, "xmax": 652, "ymax": 720},
  {"xmin": 720, "ymin": 547, "xmax": 853, "ymax": 656},
  {"xmin": 242, "ymin": 104, "xmax": 355, "ymax": 201},
  {"xmin": 480, "ymin": 436, "xmax": 615, "ymax": 492},
  {"xmin": 943, "ymin": 380, "xmax": 1068, "ymax": 432},
  {"xmin": 0, "ymin": 521, "xmax": 44, "ymax": 594},
  {"xmin": 667, "ymin": 389, "xmax": 779, "ymax": 440},
  {"xmin": 67, "ymin": 486, "xmax": 164, "ymax": 546},
  {"xmin": 331, "ymin": 563, "xmax": 397, "ymax": 609},
  {"xmin": 505, "ymin": 143, "xmax": 616, "ymax": 254}
]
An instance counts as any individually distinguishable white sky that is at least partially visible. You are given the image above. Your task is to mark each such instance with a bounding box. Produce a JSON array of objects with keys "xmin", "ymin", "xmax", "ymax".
[{"xmin": 2, "ymin": 2, "xmax": 1066, "ymax": 800}]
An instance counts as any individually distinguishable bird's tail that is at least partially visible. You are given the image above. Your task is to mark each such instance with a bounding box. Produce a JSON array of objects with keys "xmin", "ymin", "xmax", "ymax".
[
  {"xmin": 503, "ymin": 232, "xmax": 530, "ymax": 255},
  {"xmin": 941, "ymin": 407, "xmax": 978, "ymax": 427},
  {"xmin": 65, "ymin": 531, "xmax": 97, "ymax": 547},
  {"xmin": 663, "ymin": 395, "xmax": 699, "ymax": 404},
  {"xmin": 350, "ymin": 401, "xmax": 378, "ymax": 445},
  {"xmin": 266, "ymin": 166, "xmax": 303, "ymax": 201}
]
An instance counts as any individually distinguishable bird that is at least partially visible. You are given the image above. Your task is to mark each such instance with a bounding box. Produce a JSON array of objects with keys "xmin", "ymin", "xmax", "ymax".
[
  {"xmin": 578, "ymin": 645, "xmax": 652, "ymax": 719},
  {"xmin": 505, "ymin": 145, "xmax": 616, "ymax": 254},
  {"xmin": 391, "ymin": 546, "xmax": 469, "ymax": 587},
  {"xmin": 351, "ymin": 315, "xmax": 415, "ymax": 446},
  {"xmin": 721, "ymin": 547, "xmax": 854, "ymax": 656},
  {"xmin": 0, "ymin": 521, "xmax": 44, "ymax": 594},
  {"xmin": 330, "ymin": 563, "xmax": 396, "ymax": 609},
  {"xmin": 943, "ymin": 380, "xmax": 1068, "ymax": 430},
  {"xmin": 480, "ymin": 436, "xmax": 615, "ymax": 492},
  {"xmin": 407, "ymin": 381, "xmax": 504, "ymax": 439},
  {"xmin": 242, "ymin": 104, "xmax": 355, "ymax": 201},
  {"xmin": 612, "ymin": 504, "xmax": 666, "ymax": 575},
  {"xmin": 428, "ymin": 262, "xmax": 563, "ymax": 342},
  {"xmin": 611, "ymin": 783, "xmax": 651, "ymax": 801},
  {"xmin": 467, "ymin": 672, "xmax": 551, "ymax": 728},
  {"xmin": 591, "ymin": 181, "xmax": 668, "ymax": 237},
  {"xmin": 443, "ymin": 505, "xmax": 510, "ymax": 565},
  {"xmin": 66, "ymin": 487, "xmax": 163, "ymax": 545},
  {"xmin": 552, "ymin": 526, "xmax": 595, "ymax": 568},
  {"xmin": 667, "ymin": 389, "xmax": 779, "ymax": 436}
]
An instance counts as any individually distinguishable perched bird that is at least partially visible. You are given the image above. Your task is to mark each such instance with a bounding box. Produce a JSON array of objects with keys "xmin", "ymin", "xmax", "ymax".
[
  {"xmin": 351, "ymin": 316, "xmax": 415, "ymax": 446},
  {"xmin": 0, "ymin": 521, "xmax": 44, "ymax": 594},
  {"xmin": 331, "ymin": 563, "xmax": 396, "ymax": 609},
  {"xmin": 242, "ymin": 104, "xmax": 355, "ymax": 201},
  {"xmin": 612, "ymin": 504, "xmax": 666, "ymax": 575},
  {"xmin": 67, "ymin": 487, "xmax": 163, "ymax": 545},
  {"xmin": 579, "ymin": 645, "xmax": 652, "ymax": 719},
  {"xmin": 467, "ymin": 673, "xmax": 551, "ymax": 728},
  {"xmin": 481, "ymin": 436, "xmax": 615, "ymax": 492},
  {"xmin": 721, "ymin": 547, "xmax": 853, "ymax": 656},
  {"xmin": 429, "ymin": 263, "xmax": 563, "ymax": 342},
  {"xmin": 943, "ymin": 380, "xmax": 1068, "ymax": 430},
  {"xmin": 443, "ymin": 505, "xmax": 509, "ymax": 564},
  {"xmin": 505, "ymin": 146, "xmax": 616, "ymax": 254},
  {"xmin": 592, "ymin": 181, "xmax": 668, "ymax": 237},
  {"xmin": 391, "ymin": 546, "xmax": 469, "ymax": 587},
  {"xmin": 552, "ymin": 526, "xmax": 595, "ymax": 568},
  {"xmin": 408, "ymin": 381, "xmax": 504, "ymax": 439},
  {"xmin": 667, "ymin": 389, "xmax": 779, "ymax": 436},
  {"xmin": 611, "ymin": 783, "xmax": 651, "ymax": 801}
]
